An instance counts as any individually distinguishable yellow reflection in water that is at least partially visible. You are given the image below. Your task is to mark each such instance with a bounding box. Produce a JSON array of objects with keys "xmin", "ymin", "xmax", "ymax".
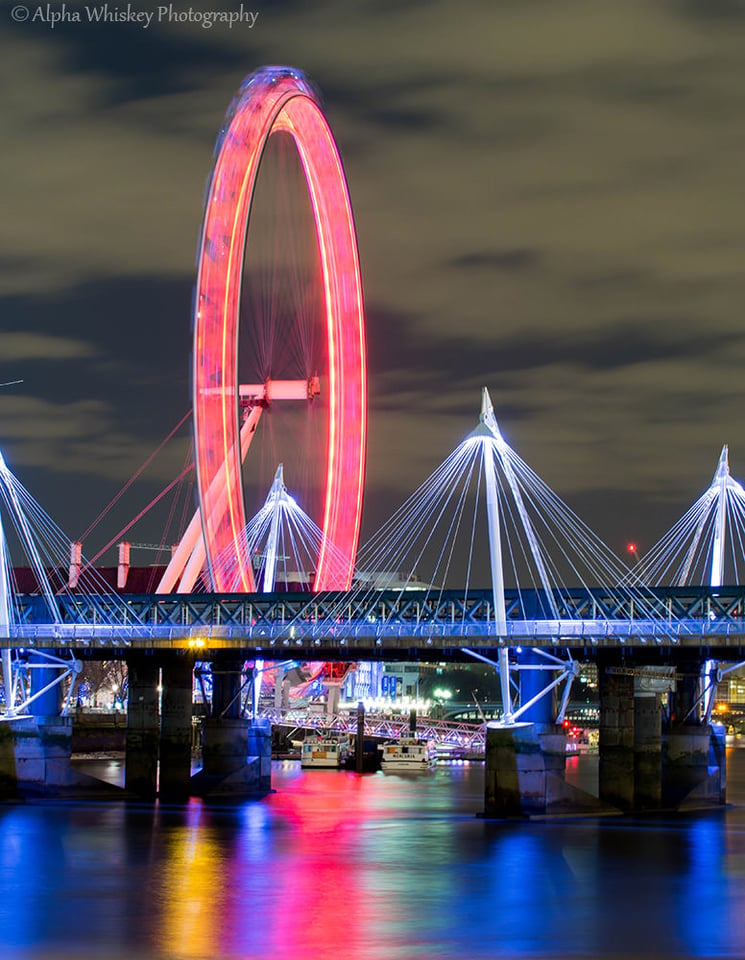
[{"xmin": 157, "ymin": 801, "xmax": 224, "ymax": 959}]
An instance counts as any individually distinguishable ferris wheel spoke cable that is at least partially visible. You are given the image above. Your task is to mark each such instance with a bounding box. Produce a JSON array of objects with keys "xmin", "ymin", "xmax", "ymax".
[
  {"xmin": 155, "ymin": 438, "xmax": 196, "ymax": 570},
  {"xmin": 84, "ymin": 462, "xmax": 194, "ymax": 570},
  {"xmin": 77, "ymin": 409, "xmax": 191, "ymax": 544}
]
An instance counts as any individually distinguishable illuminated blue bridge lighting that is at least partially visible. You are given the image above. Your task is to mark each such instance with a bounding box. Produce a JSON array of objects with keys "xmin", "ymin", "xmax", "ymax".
[{"xmin": 6, "ymin": 586, "xmax": 745, "ymax": 653}]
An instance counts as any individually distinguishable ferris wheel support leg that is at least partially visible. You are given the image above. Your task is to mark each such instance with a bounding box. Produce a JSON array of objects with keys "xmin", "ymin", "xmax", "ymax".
[
  {"xmin": 157, "ymin": 406, "xmax": 264, "ymax": 594},
  {"xmin": 156, "ymin": 503, "xmax": 204, "ymax": 593},
  {"xmin": 177, "ymin": 536, "xmax": 207, "ymax": 594}
]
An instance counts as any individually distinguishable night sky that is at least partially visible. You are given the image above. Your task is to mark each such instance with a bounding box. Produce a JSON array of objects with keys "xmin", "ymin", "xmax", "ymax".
[{"xmin": 2, "ymin": 0, "xmax": 745, "ymax": 565}]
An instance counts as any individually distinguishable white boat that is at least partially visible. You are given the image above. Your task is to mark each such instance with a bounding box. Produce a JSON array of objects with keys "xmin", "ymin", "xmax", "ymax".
[
  {"xmin": 380, "ymin": 736, "xmax": 437, "ymax": 771},
  {"xmin": 300, "ymin": 733, "xmax": 351, "ymax": 769}
]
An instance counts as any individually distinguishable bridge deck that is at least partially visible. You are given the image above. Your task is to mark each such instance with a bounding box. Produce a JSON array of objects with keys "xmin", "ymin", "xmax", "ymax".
[{"xmin": 6, "ymin": 587, "xmax": 745, "ymax": 656}]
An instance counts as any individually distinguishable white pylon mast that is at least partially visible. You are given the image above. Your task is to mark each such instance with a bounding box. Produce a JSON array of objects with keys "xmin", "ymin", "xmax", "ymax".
[
  {"xmin": 261, "ymin": 464, "xmax": 286, "ymax": 593},
  {"xmin": 710, "ymin": 445, "xmax": 729, "ymax": 589},
  {"xmin": 469, "ymin": 389, "xmax": 511, "ymax": 721},
  {"xmin": 466, "ymin": 389, "xmax": 578, "ymax": 726},
  {"xmin": 481, "ymin": 397, "xmax": 560, "ymax": 620},
  {"xmin": 704, "ymin": 445, "xmax": 730, "ymax": 722}
]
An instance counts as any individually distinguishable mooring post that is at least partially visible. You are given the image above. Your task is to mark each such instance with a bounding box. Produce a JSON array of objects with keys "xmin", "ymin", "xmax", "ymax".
[{"xmin": 356, "ymin": 701, "xmax": 365, "ymax": 773}]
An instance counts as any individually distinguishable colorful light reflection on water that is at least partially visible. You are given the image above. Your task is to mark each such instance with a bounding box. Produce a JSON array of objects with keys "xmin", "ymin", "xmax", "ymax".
[{"xmin": 0, "ymin": 758, "xmax": 745, "ymax": 958}]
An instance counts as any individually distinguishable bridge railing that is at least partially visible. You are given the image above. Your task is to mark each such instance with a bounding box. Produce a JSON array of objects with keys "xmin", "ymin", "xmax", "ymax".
[
  {"xmin": 5, "ymin": 617, "xmax": 745, "ymax": 642},
  {"xmin": 6, "ymin": 587, "xmax": 745, "ymax": 649}
]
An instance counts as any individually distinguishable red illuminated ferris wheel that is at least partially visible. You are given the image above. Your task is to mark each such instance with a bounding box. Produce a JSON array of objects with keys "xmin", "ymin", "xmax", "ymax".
[{"xmin": 190, "ymin": 67, "xmax": 367, "ymax": 594}]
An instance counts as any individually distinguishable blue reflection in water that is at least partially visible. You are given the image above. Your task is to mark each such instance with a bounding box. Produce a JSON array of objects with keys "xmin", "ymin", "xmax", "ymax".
[
  {"xmin": 0, "ymin": 759, "xmax": 744, "ymax": 957},
  {"xmin": 677, "ymin": 813, "xmax": 745, "ymax": 956}
]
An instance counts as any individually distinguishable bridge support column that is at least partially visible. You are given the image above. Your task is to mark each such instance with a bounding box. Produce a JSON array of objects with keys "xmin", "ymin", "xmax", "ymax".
[
  {"xmin": 662, "ymin": 660, "xmax": 725, "ymax": 809},
  {"xmin": 0, "ymin": 652, "xmax": 89, "ymax": 796},
  {"xmin": 0, "ymin": 651, "xmax": 126, "ymax": 797},
  {"xmin": 29, "ymin": 654, "xmax": 63, "ymax": 718},
  {"xmin": 633, "ymin": 693, "xmax": 662, "ymax": 810},
  {"xmin": 598, "ymin": 660, "xmax": 635, "ymax": 812},
  {"xmin": 11, "ymin": 655, "xmax": 79, "ymax": 793},
  {"xmin": 212, "ymin": 659, "xmax": 244, "ymax": 719},
  {"xmin": 596, "ymin": 658, "xmax": 725, "ymax": 813},
  {"xmin": 0, "ymin": 716, "xmax": 81, "ymax": 796},
  {"xmin": 125, "ymin": 655, "xmax": 160, "ymax": 800},
  {"xmin": 191, "ymin": 659, "xmax": 271, "ymax": 798},
  {"xmin": 159, "ymin": 656, "xmax": 194, "ymax": 800},
  {"xmin": 483, "ymin": 721, "xmax": 606, "ymax": 818},
  {"xmin": 518, "ymin": 650, "xmax": 555, "ymax": 725}
]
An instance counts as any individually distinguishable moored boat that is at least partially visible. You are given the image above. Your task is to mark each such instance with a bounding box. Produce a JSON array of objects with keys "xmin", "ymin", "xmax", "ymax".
[
  {"xmin": 379, "ymin": 735, "xmax": 437, "ymax": 771},
  {"xmin": 300, "ymin": 733, "xmax": 351, "ymax": 769}
]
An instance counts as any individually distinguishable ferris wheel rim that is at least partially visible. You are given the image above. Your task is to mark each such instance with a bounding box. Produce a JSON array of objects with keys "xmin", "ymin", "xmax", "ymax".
[{"xmin": 193, "ymin": 66, "xmax": 366, "ymax": 593}]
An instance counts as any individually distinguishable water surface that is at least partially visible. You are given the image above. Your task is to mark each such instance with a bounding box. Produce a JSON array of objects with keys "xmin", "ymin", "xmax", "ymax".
[{"xmin": 0, "ymin": 754, "xmax": 744, "ymax": 959}]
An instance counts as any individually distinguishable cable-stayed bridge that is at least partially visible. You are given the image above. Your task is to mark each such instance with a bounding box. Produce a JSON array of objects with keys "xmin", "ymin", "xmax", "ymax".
[{"xmin": 7, "ymin": 586, "xmax": 745, "ymax": 654}]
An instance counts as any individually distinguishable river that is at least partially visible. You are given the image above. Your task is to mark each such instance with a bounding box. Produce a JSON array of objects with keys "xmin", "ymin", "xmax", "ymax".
[{"xmin": 0, "ymin": 752, "xmax": 744, "ymax": 959}]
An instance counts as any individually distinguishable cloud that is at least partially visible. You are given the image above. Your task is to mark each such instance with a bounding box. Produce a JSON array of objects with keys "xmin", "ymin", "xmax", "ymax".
[
  {"xmin": 0, "ymin": 394, "xmax": 189, "ymax": 482},
  {"xmin": 451, "ymin": 249, "xmax": 541, "ymax": 271},
  {"xmin": 0, "ymin": 332, "xmax": 98, "ymax": 362}
]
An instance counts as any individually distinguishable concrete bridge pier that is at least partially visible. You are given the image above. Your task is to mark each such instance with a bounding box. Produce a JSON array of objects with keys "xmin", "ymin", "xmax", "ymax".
[
  {"xmin": 483, "ymin": 654, "xmax": 611, "ymax": 817},
  {"xmin": 597, "ymin": 656, "xmax": 670, "ymax": 812},
  {"xmin": 158, "ymin": 656, "xmax": 195, "ymax": 800},
  {"xmin": 596, "ymin": 655, "xmax": 725, "ymax": 813},
  {"xmin": 20, "ymin": 654, "xmax": 83, "ymax": 793},
  {"xmin": 0, "ymin": 654, "xmax": 116, "ymax": 797},
  {"xmin": 0, "ymin": 655, "xmax": 70, "ymax": 795},
  {"xmin": 125, "ymin": 654, "xmax": 160, "ymax": 799},
  {"xmin": 633, "ymin": 691, "xmax": 663, "ymax": 810},
  {"xmin": 485, "ymin": 650, "xmax": 727, "ymax": 818},
  {"xmin": 662, "ymin": 659, "xmax": 725, "ymax": 809},
  {"xmin": 484, "ymin": 718, "xmax": 611, "ymax": 817},
  {"xmin": 597, "ymin": 659, "xmax": 635, "ymax": 811},
  {"xmin": 191, "ymin": 658, "xmax": 271, "ymax": 798}
]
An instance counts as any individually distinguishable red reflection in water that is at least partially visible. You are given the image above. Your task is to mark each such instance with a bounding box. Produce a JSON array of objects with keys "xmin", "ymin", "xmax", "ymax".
[{"xmin": 231, "ymin": 770, "xmax": 386, "ymax": 959}]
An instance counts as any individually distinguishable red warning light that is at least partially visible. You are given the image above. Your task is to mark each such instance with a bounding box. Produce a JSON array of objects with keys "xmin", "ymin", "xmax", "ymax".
[{"xmin": 627, "ymin": 543, "xmax": 637, "ymax": 553}]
